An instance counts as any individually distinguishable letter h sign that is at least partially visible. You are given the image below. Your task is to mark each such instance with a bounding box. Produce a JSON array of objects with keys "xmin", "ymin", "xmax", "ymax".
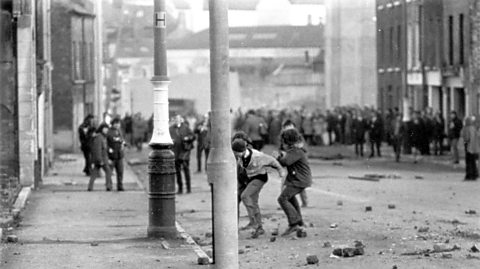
[{"xmin": 154, "ymin": 11, "xmax": 166, "ymax": 28}]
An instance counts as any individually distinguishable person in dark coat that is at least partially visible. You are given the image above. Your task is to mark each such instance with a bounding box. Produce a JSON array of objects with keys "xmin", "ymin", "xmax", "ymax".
[
  {"xmin": 326, "ymin": 110, "xmax": 336, "ymax": 145},
  {"xmin": 410, "ymin": 111, "xmax": 424, "ymax": 163},
  {"xmin": 107, "ymin": 118, "xmax": 126, "ymax": 191},
  {"xmin": 351, "ymin": 111, "xmax": 367, "ymax": 157},
  {"xmin": 242, "ymin": 110, "xmax": 268, "ymax": 150},
  {"xmin": 273, "ymin": 128, "xmax": 312, "ymax": 236},
  {"xmin": 194, "ymin": 113, "xmax": 211, "ymax": 173},
  {"xmin": 88, "ymin": 123, "xmax": 113, "ymax": 191},
  {"xmin": 170, "ymin": 115, "xmax": 195, "ymax": 194},
  {"xmin": 78, "ymin": 114, "xmax": 96, "ymax": 176},
  {"xmin": 368, "ymin": 112, "xmax": 384, "ymax": 158},
  {"xmin": 122, "ymin": 113, "xmax": 133, "ymax": 146},
  {"xmin": 432, "ymin": 112, "xmax": 445, "ymax": 155},
  {"xmin": 448, "ymin": 111, "xmax": 463, "ymax": 164}
]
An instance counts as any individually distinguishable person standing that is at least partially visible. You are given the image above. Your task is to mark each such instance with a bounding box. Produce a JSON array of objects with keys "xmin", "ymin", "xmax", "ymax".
[
  {"xmin": 194, "ymin": 113, "xmax": 211, "ymax": 173},
  {"xmin": 170, "ymin": 115, "xmax": 195, "ymax": 194},
  {"xmin": 410, "ymin": 111, "xmax": 424, "ymax": 163},
  {"xmin": 242, "ymin": 110, "xmax": 268, "ymax": 150},
  {"xmin": 88, "ymin": 123, "xmax": 113, "ymax": 191},
  {"xmin": 448, "ymin": 111, "xmax": 463, "ymax": 164},
  {"xmin": 273, "ymin": 128, "xmax": 312, "ymax": 236},
  {"xmin": 368, "ymin": 112, "xmax": 384, "ymax": 158},
  {"xmin": 432, "ymin": 112, "xmax": 445, "ymax": 155},
  {"xmin": 391, "ymin": 114, "xmax": 405, "ymax": 162},
  {"xmin": 326, "ymin": 110, "xmax": 336, "ymax": 145},
  {"xmin": 462, "ymin": 116, "xmax": 478, "ymax": 181},
  {"xmin": 352, "ymin": 111, "xmax": 367, "ymax": 157},
  {"xmin": 107, "ymin": 118, "xmax": 126, "ymax": 191},
  {"xmin": 232, "ymin": 139, "xmax": 285, "ymax": 239},
  {"xmin": 78, "ymin": 114, "xmax": 96, "ymax": 176}
]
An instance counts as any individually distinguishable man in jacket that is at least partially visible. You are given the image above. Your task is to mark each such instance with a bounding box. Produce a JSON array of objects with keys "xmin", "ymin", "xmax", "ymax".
[
  {"xmin": 194, "ymin": 113, "xmax": 211, "ymax": 173},
  {"xmin": 368, "ymin": 112, "xmax": 384, "ymax": 158},
  {"xmin": 448, "ymin": 111, "xmax": 463, "ymax": 164},
  {"xmin": 170, "ymin": 115, "xmax": 195, "ymax": 194},
  {"xmin": 88, "ymin": 123, "xmax": 113, "ymax": 191},
  {"xmin": 107, "ymin": 118, "xmax": 126, "ymax": 191},
  {"xmin": 78, "ymin": 114, "xmax": 96, "ymax": 176}
]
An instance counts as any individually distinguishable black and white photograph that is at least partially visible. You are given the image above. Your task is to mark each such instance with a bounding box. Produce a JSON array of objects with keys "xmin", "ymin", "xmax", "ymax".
[{"xmin": 0, "ymin": 0, "xmax": 479, "ymax": 268}]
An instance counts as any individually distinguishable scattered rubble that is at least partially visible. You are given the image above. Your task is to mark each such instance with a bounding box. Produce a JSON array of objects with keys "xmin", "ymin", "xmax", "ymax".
[
  {"xmin": 306, "ymin": 255, "xmax": 319, "ymax": 264},
  {"xmin": 401, "ymin": 244, "xmax": 460, "ymax": 256},
  {"xmin": 365, "ymin": 206, "xmax": 372, "ymax": 212},
  {"xmin": 388, "ymin": 204, "xmax": 396, "ymax": 209},
  {"xmin": 465, "ymin": 209, "xmax": 477, "ymax": 215},
  {"xmin": 197, "ymin": 257, "xmax": 210, "ymax": 265},
  {"xmin": 6, "ymin": 235, "xmax": 18, "ymax": 243},
  {"xmin": 269, "ymin": 237, "xmax": 276, "ymax": 242},
  {"xmin": 331, "ymin": 241, "xmax": 365, "ymax": 258},
  {"xmin": 323, "ymin": 242, "xmax": 332, "ymax": 248},
  {"xmin": 238, "ymin": 249, "xmax": 245, "ymax": 254},
  {"xmin": 348, "ymin": 175, "xmax": 380, "ymax": 182},
  {"xmin": 296, "ymin": 229, "xmax": 307, "ymax": 238},
  {"xmin": 470, "ymin": 244, "xmax": 479, "ymax": 253},
  {"xmin": 90, "ymin": 242, "xmax": 99, "ymax": 247},
  {"xmin": 337, "ymin": 200, "xmax": 343, "ymax": 206},
  {"xmin": 417, "ymin": 227, "xmax": 429, "ymax": 233},
  {"xmin": 329, "ymin": 223, "xmax": 338, "ymax": 229},
  {"xmin": 205, "ymin": 232, "xmax": 212, "ymax": 238},
  {"xmin": 466, "ymin": 254, "xmax": 480, "ymax": 260}
]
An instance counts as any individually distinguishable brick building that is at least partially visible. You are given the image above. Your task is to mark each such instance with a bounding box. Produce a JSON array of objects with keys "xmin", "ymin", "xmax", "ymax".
[
  {"xmin": 51, "ymin": 0, "xmax": 100, "ymax": 151},
  {"xmin": 0, "ymin": 0, "xmax": 53, "ymax": 214},
  {"xmin": 377, "ymin": 0, "xmax": 480, "ymax": 120}
]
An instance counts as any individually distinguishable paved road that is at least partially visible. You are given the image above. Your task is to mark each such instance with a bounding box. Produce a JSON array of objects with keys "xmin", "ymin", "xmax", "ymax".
[{"xmin": 130, "ymin": 145, "xmax": 480, "ymax": 268}]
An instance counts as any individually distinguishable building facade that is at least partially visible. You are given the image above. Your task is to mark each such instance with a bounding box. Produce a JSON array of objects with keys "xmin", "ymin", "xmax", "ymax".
[
  {"xmin": 377, "ymin": 0, "xmax": 480, "ymax": 120},
  {"xmin": 51, "ymin": 0, "xmax": 102, "ymax": 151},
  {"xmin": 0, "ymin": 0, "xmax": 53, "ymax": 214},
  {"xmin": 325, "ymin": 0, "xmax": 377, "ymax": 109}
]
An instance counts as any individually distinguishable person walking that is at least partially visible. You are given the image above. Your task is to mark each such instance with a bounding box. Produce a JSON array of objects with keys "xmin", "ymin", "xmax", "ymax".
[
  {"xmin": 462, "ymin": 116, "xmax": 478, "ymax": 181},
  {"xmin": 87, "ymin": 123, "xmax": 113, "ymax": 191},
  {"xmin": 448, "ymin": 111, "xmax": 463, "ymax": 164},
  {"xmin": 78, "ymin": 114, "xmax": 96, "ymax": 176},
  {"xmin": 107, "ymin": 118, "xmax": 126, "ymax": 191},
  {"xmin": 232, "ymin": 139, "xmax": 285, "ymax": 239},
  {"xmin": 273, "ymin": 128, "xmax": 312, "ymax": 236},
  {"xmin": 170, "ymin": 115, "xmax": 195, "ymax": 194},
  {"xmin": 410, "ymin": 111, "xmax": 424, "ymax": 163}
]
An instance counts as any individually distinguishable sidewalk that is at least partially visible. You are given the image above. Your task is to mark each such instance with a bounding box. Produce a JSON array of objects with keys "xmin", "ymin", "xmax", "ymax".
[{"xmin": 0, "ymin": 154, "xmax": 204, "ymax": 269}]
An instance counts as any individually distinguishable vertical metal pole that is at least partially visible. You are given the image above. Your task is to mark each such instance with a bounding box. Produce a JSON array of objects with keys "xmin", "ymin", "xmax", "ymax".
[
  {"xmin": 207, "ymin": 0, "xmax": 238, "ymax": 268},
  {"xmin": 147, "ymin": 0, "xmax": 177, "ymax": 239},
  {"xmin": 402, "ymin": 0, "xmax": 410, "ymax": 121}
]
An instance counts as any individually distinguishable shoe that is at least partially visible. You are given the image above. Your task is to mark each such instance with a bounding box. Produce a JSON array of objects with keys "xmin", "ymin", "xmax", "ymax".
[
  {"xmin": 177, "ymin": 190, "xmax": 183, "ymax": 195},
  {"xmin": 87, "ymin": 188, "xmax": 92, "ymax": 192},
  {"xmin": 106, "ymin": 188, "xmax": 112, "ymax": 191},
  {"xmin": 187, "ymin": 190, "xmax": 191, "ymax": 194},
  {"xmin": 281, "ymin": 225, "xmax": 300, "ymax": 237},
  {"xmin": 250, "ymin": 226, "xmax": 265, "ymax": 239},
  {"xmin": 117, "ymin": 187, "xmax": 125, "ymax": 191}
]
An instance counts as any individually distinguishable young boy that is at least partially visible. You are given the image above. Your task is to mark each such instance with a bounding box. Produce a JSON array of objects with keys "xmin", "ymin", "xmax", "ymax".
[
  {"xmin": 232, "ymin": 138, "xmax": 285, "ymax": 238},
  {"xmin": 274, "ymin": 128, "xmax": 312, "ymax": 236}
]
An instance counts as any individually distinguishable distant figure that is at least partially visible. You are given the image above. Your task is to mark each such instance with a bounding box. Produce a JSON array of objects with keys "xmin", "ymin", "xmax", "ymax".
[
  {"xmin": 410, "ymin": 111, "xmax": 424, "ymax": 163},
  {"xmin": 351, "ymin": 111, "xmax": 367, "ymax": 157},
  {"xmin": 132, "ymin": 113, "xmax": 147, "ymax": 151},
  {"xmin": 107, "ymin": 118, "xmax": 126, "ymax": 191},
  {"xmin": 78, "ymin": 114, "xmax": 96, "ymax": 176},
  {"xmin": 242, "ymin": 110, "xmax": 268, "ymax": 151},
  {"xmin": 448, "ymin": 111, "xmax": 463, "ymax": 164},
  {"xmin": 194, "ymin": 113, "xmax": 211, "ymax": 173},
  {"xmin": 432, "ymin": 112, "xmax": 445, "ymax": 155},
  {"xmin": 391, "ymin": 113, "xmax": 405, "ymax": 162},
  {"xmin": 368, "ymin": 112, "xmax": 383, "ymax": 158},
  {"xmin": 88, "ymin": 123, "xmax": 113, "ymax": 191},
  {"xmin": 462, "ymin": 116, "xmax": 478, "ymax": 181},
  {"xmin": 170, "ymin": 115, "xmax": 195, "ymax": 194},
  {"xmin": 123, "ymin": 113, "xmax": 133, "ymax": 146}
]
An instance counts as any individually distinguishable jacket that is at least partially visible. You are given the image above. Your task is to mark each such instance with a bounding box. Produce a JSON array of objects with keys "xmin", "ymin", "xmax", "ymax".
[
  {"xmin": 462, "ymin": 119, "xmax": 478, "ymax": 154},
  {"xmin": 448, "ymin": 117, "xmax": 463, "ymax": 139},
  {"xmin": 277, "ymin": 147, "xmax": 312, "ymax": 188},
  {"xmin": 170, "ymin": 123, "xmax": 195, "ymax": 160},
  {"xmin": 107, "ymin": 127, "xmax": 125, "ymax": 160},
  {"xmin": 239, "ymin": 149, "xmax": 284, "ymax": 180},
  {"xmin": 90, "ymin": 133, "xmax": 109, "ymax": 165}
]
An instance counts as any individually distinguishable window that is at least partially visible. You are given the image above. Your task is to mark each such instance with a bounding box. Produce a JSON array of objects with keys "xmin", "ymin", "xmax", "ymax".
[
  {"xmin": 379, "ymin": 29, "xmax": 384, "ymax": 65},
  {"xmin": 389, "ymin": 26, "xmax": 394, "ymax": 65},
  {"xmin": 397, "ymin": 25, "xmax": 402, "ymax": 62},
  {"xmin": 459, "ymin": 13, "xmax": 464, "ymax": 65},
  {"xmin": 448, "ymin": 15, "xmax": 454, "ymax": 65}
]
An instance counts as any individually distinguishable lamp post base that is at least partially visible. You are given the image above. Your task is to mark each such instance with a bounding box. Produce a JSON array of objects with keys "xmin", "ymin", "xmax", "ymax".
[{"xmin": 147, "ymin": 144, "xmax": 177, "ymax": 239}]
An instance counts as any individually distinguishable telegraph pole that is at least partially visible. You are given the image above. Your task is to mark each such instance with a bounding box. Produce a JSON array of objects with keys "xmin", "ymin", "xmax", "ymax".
[
  {"xmin": 402, "ymin": 0, "xmax": 410, "ymax": 121},
  {"xmin": 207, "ymin": 0, "xmax": 239, "ymax": 268},
  {"xmin": 147, "ymin": 0, "xmax": 177, "ymax": 239}
]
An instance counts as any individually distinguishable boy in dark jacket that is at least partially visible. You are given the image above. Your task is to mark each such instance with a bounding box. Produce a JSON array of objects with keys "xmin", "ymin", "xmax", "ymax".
[
  {"xmin": 273, "ymin": 128, "xmax": 312, "ymax": 236},
  {"xmin": 88, "ymin": 123, "xmax": 113, "ymax": 191},
  {"xmin": 107, "ymin": 118, "xmax": 126, "ymax": 191}
]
